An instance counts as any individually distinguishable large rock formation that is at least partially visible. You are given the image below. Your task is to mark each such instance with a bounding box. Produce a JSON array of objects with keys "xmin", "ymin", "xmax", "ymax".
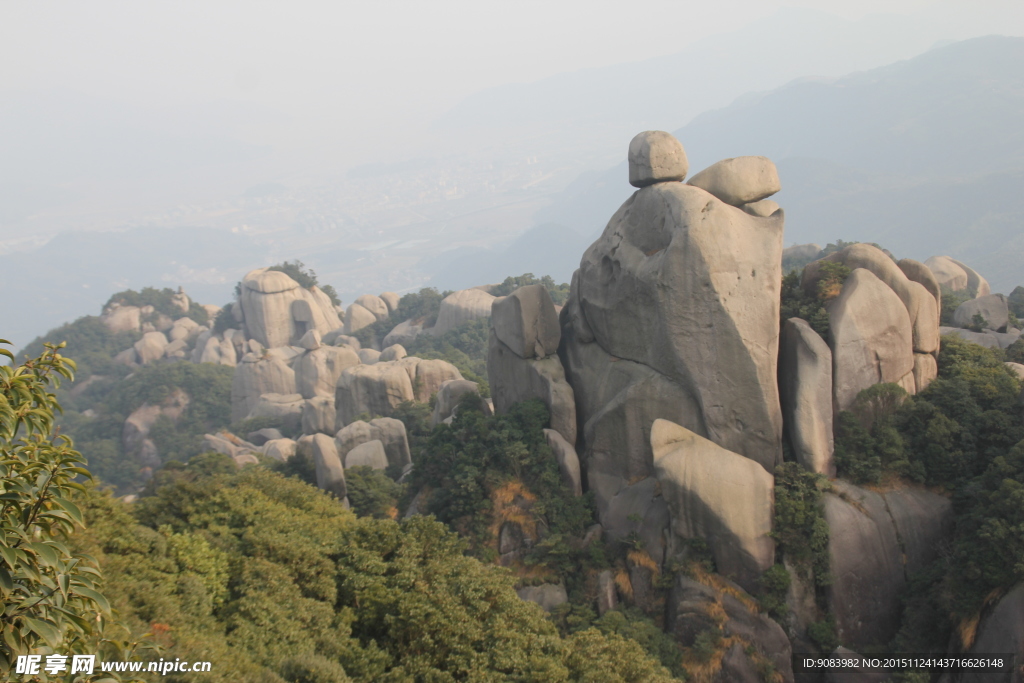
[
  {"xmin": 101, "ymin": 304, "xmax": 142, "ymax": 333},
  {"xmin": 335, "ymin": 358, "xmax": 461, "ymax": 426},
  {"xmin": 335, "ymin": 417, "xmax": 411, "ymax": 471},
  {"xmin": 431, "ymin": 288, "xmax": 495, "ymax": 336},
  {"xmin": 627, "ymin": 130, "xmax": 688, "ymax": 187},
  {"xmin": 958, "ymin": 583, "xmax": 1024, "ymax": 683},
  {"xmin": 824, "ymin": 481, "xmax": 953, "ymax": 649},
  {"xmin": 238, "ymin": 268, "xmax": 342, "ymax": 348},
  {"xmin": 134, "ymin": 331, "xmax": 168, "ymax": 364},
  {"xmin": 779, "ymin": 318, "xmax": 835, "ymax": 476},
  {"xmin": 953, "ymin": 293, "xmax": 1009, "ymax": 331},
  {"xmin": 686, "ymin": 155, "xmax": 781, "ymax": 206},
  {"xmin": 543, "ymin": 428, "xmax": 582, "ymax": 497},
  {"xmin": 122, "ymin": 389, "xmax": 190, "ymax": 471},
  {"xmin": 311, "ymin": 433, "xmax": 347, "ymax": 503},
  {"xmin": 295, "ymin": 344, "xmax": 360, "ymax": 399},
  {"xmin": 826, "ymin": 269, "xmax": 915, "ymax": 412},
  {"xmin": 431, "ymin": 379, "xmax": 486, "ymax": 426},
  {"xmin": 231, "ymin": 355, "xmax": 297, "ymax": 423},
  {"xmin": 651, "ymin": 419, "xmax": 775, "ymax": 591},
  {"xmin": 925, "ymin": 256, "xmax": 991, "ymax": 297},
  {"xmin": 492, "ymin": 285, "xmax": 561, "ymax": 359},
  {"xmin": 560, "ymin": 132, "xmax": 784, "ymax": 526}
]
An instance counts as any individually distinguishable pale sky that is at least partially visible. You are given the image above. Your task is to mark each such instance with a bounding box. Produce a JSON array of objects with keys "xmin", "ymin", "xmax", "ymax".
[{"xmin": 3, "ymin": 0, "xmax": 1022, "ymax": 169}]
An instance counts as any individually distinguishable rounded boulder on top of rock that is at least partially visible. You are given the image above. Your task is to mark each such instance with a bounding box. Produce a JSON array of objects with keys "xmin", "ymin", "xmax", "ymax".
[
  {"xmin": 924, "ymin": 255, "xmax": 969, "ymax": 292},
  {"xmin": 355, "ymin": 294, "xmax": 390, "ymax": 322},
  {"xmin": 379, "ymin": 344, "xmax": 407, "ymax": 362},
  {"xmin": 431, "ymin": 288, "xmax": 496, "ymax": 336},
  {"xmin": 134, "ymin": 331, "xmax": 169, "ymax": 365},
  {"xmin": 379, "ymin": 292, "xmax": 400, "ymax": 314},
  {"xmin": 687, "ymin": 155, "xmax": 781, "ymax": 206},
  {"xmin": 949, "ymin": 257, "xmax": 991, "ymax": 297},
  {"xmin": 345, "ymin": 303, "xmax": 377, "ymax": 334},
  {"xmin": 627, "ymin": 130, "xmax": 688, "ymax": 188},
  {"xmin": 344, "ymin": 439, "xmax": 388, "ymax": 470},
  {"xmin": 298, "ymin": 329, "xmax": 322, "ymax": 350}
]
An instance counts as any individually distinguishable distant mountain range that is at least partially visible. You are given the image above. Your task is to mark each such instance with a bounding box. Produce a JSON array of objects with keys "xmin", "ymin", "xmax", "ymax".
[{"xmin": 443, "ymin": 35, "xmax": 1024, "ymax": 292}]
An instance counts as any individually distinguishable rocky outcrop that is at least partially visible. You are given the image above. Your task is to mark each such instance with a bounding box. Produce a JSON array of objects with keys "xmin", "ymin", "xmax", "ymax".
[
  {"xmin": 913, "ymin": 353, "xmax": 938, "ymax": 392},
  {"xmin": 940, "ymin": 326, "xmax": 1020, "ymax": 350},
  {"xmin": 561, "ymin": 133, "xmax": 784, "ymax": 526},
  {"xmin": 311, "ymin": 433, "xmax": 347, "ymax": 503},
  {"xmin": 953, "ymin": 293, "xmax": 1009, "ymax": 331},
  {"xmin": 783, "ymin": 243, "xmax": 821, "ymax": 265},
  {"xmin": 134, "ymin": 331, "xmax": 168, "ymax": 364},
  {"xmin": 687, "ymin": 155, "xmax": 781, "ymax": 206},
  {"xmin": 354, "ymin": 294, "xmax": 389, "ymax": 322},
  {"xmin": 344, "ymin": 440, "xmax": 388, "ymax": 470},
  {"xmin": 652, "ymin": 419, "xmax": 775, "ymax": 591},
  {"xmin": 824, "ymin": 480, "xmax": 953, "ymax": 649},
  {"xmin": 295, "ymin": 345, "xmax": 360, "ymax": 399},
  {"xmin": 301, "ymin": 396, "xmax": 336, "ymax": 435},
  {"xmin": 779, "ymin": 318, "xmax": 835, "ymax": 476},
  {"xmin": 925, "ymin": 256, "xmax": 991, "ymax": 297},
  {"xmin": 827, "ymin": 269, "xmax": 915, "ymax": 412},
  {"xmin": 431, "ymin": 288, "xmax": 495, "ymax": 336},
  {"xmin": 379, "ymin": 291, "xmax": 400, "ymax": 314},
  {"xmin": 344, "ymin": 303, "xmax": 377, "ymax": 334},
  {"xmin": 335, "ymin": 417, "xmax": 411, "ymax": 471},
  {"xmin": 247, "ymin": 427, "xmax": 283, "ymax": 446},
  {"xmin": 602, "ymin": 477, "xmax": 670, "ymax": 567},
  {"xmin": 431, "ymin": 379, "xmax": 486, "ymax": 426},
  {"xmin": 667, "ymin": 574, "xmax": 793, "ymax": 683},
  {"xmin": 246, "ymin": 393, "xmax": 304, "ymax": 433},
  {"xmin": 492, "ymin": 285, "xmax": 561, "ymax": 359},
  {"xmin": 898, "ymin": 258, "xmax": 941, "ymax": 310},
  {"xmin": 382, "ymin": 319, "xmax": 425, "ymax": 347},
  {"xmin": 805, "ymin": 243, "xmax": 939, "ymax": 354},
  {"xmin": 123, "ymin": 389, "xmax": 190, "ymax": 470},
  {"xmin": 231, "ymin": 356, "xmax": 297, "ymax": 423},
  {"xmin": 397, "ymin": 357, "xmax": 463, "ymax": 403},
  {"xmin": 200, "ymin": 431, "xmax": 260, "ymax": 466},
  {"xmin": 543, "ymin": 429, "xmax": 582, "ymax": 496},
  {"xmin": 378, "ymin": 344, "xmax": 406, "ymax": 362},
  {"xmin": 239, "ymin": 268, "xmax": 342, "ymax": 348},
  {"xmin": 336, "ymin": 362, "xmax": 414, "ymax": 424},
  {"xmin": 358, "ymin": 348, "xmax": 380, "ymax": 364},
  {"xmin": 488, "ymin": 329, "xmax": 576, "ymax": 444},
  {"xmin": 262, "ymin": 438, "xmax": 296, "ymax": 462},
  {"xmin": 958, "ymin": 583, "xmax": 1024, "ymax": 683},
  {"xmin": 627, "ymin": 130, "xmax": 688, "ymax": 187},
  {"xmin": 101, "ymin": 304, "xmax": 142, "ymax": 333}
]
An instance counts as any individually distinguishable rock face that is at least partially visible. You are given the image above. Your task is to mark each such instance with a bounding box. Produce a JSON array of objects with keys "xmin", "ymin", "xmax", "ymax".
[
  {"xmin": 382, "ymin": 319, "xmax": 425, "ymax": 347},
  {"xmin": 401, "ymin": 358, "xmax": 463, "ymax": 403},
  {"xmin": 246, "ymin": 393, "xmax": 304, "ymax": 433},
  {"xmin": 824, "ymin": 480, "xmax": 953, "ymax": 649},
  {"xmin": 779, "ymin": 318, "xmax": 835, "ymax": 476},
  {"xmin": 488, "ymin": 329, "xmax": 576, "ymax": 444},
  {"xmin": 238, "ymin": 268, "xmax": 342, "ymax": 348},
  {"xmin": 950, "ymin": 258, "xmax": 991, "ymax": 297},
  {"xmin": 378, "ymin": 344, "xmax": 406, "ymax": 362},
  {"xmin": 231, "ymin": 356, "xmax": 297, "ymax": 423},
  {"xmin": 101, "ymin": 304, "xmax": 141, "ymax": 333},
  {"xmin": 336, "ymin": 363, "xmax": 414, "ymax": 424},
  {"xmin": 543, "ymin": 429, "xmax": 582, "ymax": 496},
  {"xmin": 431, "ymin": 288, "xmax": 495, "ymax": 336},
  {"xmin": 311, "ymin": 433, "xmax": 347, "ymax": 502},
  {"xmin": 123, "ymin": 389, "xmax": 190, "ymax": 470},
  {"xmin": 953, "ymin": 293, "xmax": 1009, "ymax": 331},
  {"xmin": 344, "ymin": 440, "xmax": 388, "ymax": 470},
  {"xmin": 354, "ymin": 294, "xmax": 389, "ymax": 322},
  {"xmin": 651, "ymin": 419, "xmax": 775, "ymax": 591},
  {"xmin": 295, "ymin": 345, "xmax": 360, "ymax": 399},
  {"xmin": 667, "ymin": 574, "xmax": 794, "ymax": 683},
  {"xmin": 627, "ymin": 130, "xmax": 688, "ymax": 188},
  {"xmin": 805, "ymin": 243, "xmax": 939, "ymax": 355},
  {"xmin": 913, "ymin": 353, "xmax": 938, "ymax": 392},
  {"xmin": 344, "ymin": 303, "xmax": 377, "ymax": 334},
  {"xmin": 262, "ymin": 438, "xmax": 296, "ymax": 462},
  {"xmin": 959, "ymin": 583, "xmax": 1024, "ymax": 683},
  {"xmin": 687, "ymin": 156, "xmax": 781, "ymax": 206},
  {"xmin": 491, "ymin": 285, "xmax": 561, "ymax": 359},
  {"xmin": 301, "ymin": 396, "xmax": 336, "ymax": 435},
  {"xmin": 827, "ymin": 269, "xmax": 915, "ymax": 412},
  {"xmin": 379, "ymin": 291, "xmax": 400, "ymax": 314},
  {"xmin": 431, "ymin": 379, "xmax": 485, "ymax": 426},
  {"xmin": 925, "ymin": 255, "xmax": 969, "ymax": 291},
  {"xmin": 134, "ymin": 331, "xmax": 168, "ymax": 364},
  {"xmin": 561, "ymin": 138, "xmax": 784, "ymax": 522},
  {"xmin": 898, "ymin": 258, "xmax": 941, "ymax": 310},
  {"xmin": 783, "ymin": 243, "xmax": 821, "ymax": 264},
  {"xmin": 335, "ymin": 417, "xmax": 411, "ymax": 471}
]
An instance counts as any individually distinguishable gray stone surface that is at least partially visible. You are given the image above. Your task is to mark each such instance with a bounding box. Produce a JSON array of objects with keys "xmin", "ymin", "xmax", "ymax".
[
  {"xmin": 382, "ymin": 319, "xmax": 425, "ymax": 347},
  {"xmin": 247, "ymin": 427, "xmax": 284, "ymax": 446},
  {"xmin": 378, "ymin": 344, "xmax": 407, "ymax": 362},
  {"xmin": 358, "ymin": 348, "xmax": 381, "ymax": 365},
  {"xmin": 231, "ymin": 355, "xmax": 297, "ymax": 423},
  {"xmin": 301, "ymin": 395, "xmax": 336, "ymax": 435},
  {"xmin": 602, "ymin": 477, "xmax": 670, "ymax": 567},
  {"xmin": 335, "ymin": 417, "xmax": 411, "ymax": 471},
  {"xmin": 297, "ymin": 329, "xmax": 321, "ymax": 350},
  {"xmin": 431, "ymin": 288, "xmax": 495, "ymax": 336},
  {"xmin": 960, "ymin": 583, "xmax": 1024, "ymax": 683},
  {"xmin": 898, "ymin": 258, "xmax": 941, "ymax": 311},
  {"xmin": 949, "ymin": 257, "xmax": 991, "ymax": 297},
  {"xmin": 828, "ymin": 269, "xmax": 915, "ymax": 412},
  {"xmin": 246, "ymin": 393, "xmax": 304, "ymax": 433},
  {"xmin": 913, "ymin": 353, "xmax": 938, "ymax": 392},
  {"xmin": 490, "ymin": 284, "xmax": 561, "ymax": 359},
  {"xmin": 783, "ymin": 243, "xmax": 821, "ymax": 264},
  {"xmin": 335, "ymin": 362, "xmax": 414, "ymax": 425},
  {"xmin": 687, "ymin": 155, "xmax": 781, "ymax": 206},
  {"xmin": 652, "ymin": 419, "xmax": 775, "ymax": 591},
  {"xmin": 741, "ymin": 198, "xmax": 780, "ymax": 217},
  {"xmin": 627, "ymin": 130, "xmax": 688, "ymax": 188},
  {"xmin": 344, "ymin": 303, "xmax": 377, "ymax": 334},
  {"xmin": 296, "ymin": 345, "xmax": 360, "ymax": 399},
  {"xmin": 779, "ymin": 318, "xmax": 835, "ymax": 476},
  {"xmin": 487, "ymin": 329, "xmax": 576, "ymax": 444},
  {"xmin": 354, "ymin": 294, "xmax": 389, "ymax": 322},
  {"xmin": 262, "ymin": 438, "xmax": 296, "ymax": 462},
  {"xmin": 543, "ymin": 428, "xmax": 582, "ymax": 496},
  {"xmin": 397, "ymin": 357, "xmax": 463, "ymax": 402},
  {"xmin": 596, "ymin": 570, "xmax": 618, "ymax": 615},
  {"xmin": 312, "ymin": 433, "xmax": 347, "ymax": 501},
  {"xmin": 431, "ymin": 379, "xmax": 485, "ymax": 426},
  {"xmin": 953, "ymin": 293, "xmax": 1009, "ymax": 331},
  {"xmin": 940, "ymin": 326, "xmax": 1001, "ymax": 349},
  {"xmin": 564, "ymin": 179, "xmax": 784, "ymax": 479},
  {"xmin": 926, "ymin": 255, "xmax": 969, "ymax": 292},
  {"xmin": 825, "ymin": 481, "xmax": 952, "ymax": 650},
  {"xmin": 379, "ymin": 291, "xmax": 400, "ymax": 314},
  {"xmin": 101, "ymin": 304, "xmax": 141, "ymax": 333},
  {"xmin": 238, "ymin": 268, "xmax": 342, "ymax": 348},
  {"xmin": 134, "ymin": 331, "xmax": 168, "ymax": 364},
  {"xmin": 344, "ymin": 439, "xmax": 389, "ymax": 470}
]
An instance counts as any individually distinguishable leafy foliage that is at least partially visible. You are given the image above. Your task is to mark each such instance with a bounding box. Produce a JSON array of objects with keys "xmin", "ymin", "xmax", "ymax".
[
  {"xmin": 0, "ymin": 340, "xmax": 146, "ymax": 677},
  {"xmin": 779, "ymin": 261, "xmax": 851, "ymax": 339},
  {"xmin": 266, "ymin": 261, "xmax": 341, "ymax": 307},
  {"xmin": 939, "ymin": 284, "xmax": 977, "ymax": 326},
  {"xmin": 18, "ymin": 316, "xmax": 141, "ymax": 384},
  {"xmin": 492, "ymin": 274, "xmax": 571, "ymax": 305},
  {"xmin": 343, "ymin": 466, "xmax": 403, "ymax": 519},
  {"xmin": 403, "ymin": 317, "xmax": 490, "ymax": 394},
  {"xmin": 834, "ymin": 383, "xmax": 916, "ymax": 484},
  {"xmin": 771, "ymin": 463, "xmax": 831, "ymax": 589}
]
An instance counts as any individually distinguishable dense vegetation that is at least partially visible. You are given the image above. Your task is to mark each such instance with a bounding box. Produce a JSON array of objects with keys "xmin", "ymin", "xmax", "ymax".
[
  {"xmin": 105, "ymin": 287, "xmax": 210, "ymax": 327},
  {"xmin": 779, "ymin": 261, "xmax": 851, "ymax": 338}
]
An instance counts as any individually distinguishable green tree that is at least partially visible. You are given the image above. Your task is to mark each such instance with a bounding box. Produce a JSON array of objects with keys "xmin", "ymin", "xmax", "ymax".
[{"xmin": 0, "ymin": 340, "xmax": 143, "ymax": 677}]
